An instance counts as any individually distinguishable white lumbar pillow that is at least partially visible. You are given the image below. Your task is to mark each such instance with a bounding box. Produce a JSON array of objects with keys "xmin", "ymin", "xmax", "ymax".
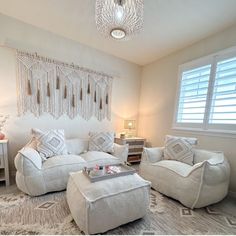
[
  {"xmin": 88, "ymin": 131, "xmax": 115, "ymax": 153},
  {"xmin": 143, "ymin": 147, "xmax": 163, "ymax": 163},
  {"xmin": 32, "ymin": 128, "xmax": 68, "ymax": 160},
  {"xmin": 164, "ymin": 135, "xmax": 195, "ymax": 165}
]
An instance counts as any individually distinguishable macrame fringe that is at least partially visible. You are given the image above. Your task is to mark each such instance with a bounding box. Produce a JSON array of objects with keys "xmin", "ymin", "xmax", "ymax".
[
  {"xmin": 27, "ymin": 79, "xmax": 32, "ymax": 95},
  {"xmin": 64, "ymin": 85, "xmax": 67, "ymax": 99},
  {"xmin": 94, "ymin": 90, "xmax": 97, "ymax": 103},
  {"xmin": 47, "ymin": 82, "xmax": 50, "ymax": 97},
  {"xmin": 16, "ymin": 50, "xmax": 113, "ymax": 120},
  {"xmin": 80, "ymin": 88, "xmax": 83, "ymax": 101}
]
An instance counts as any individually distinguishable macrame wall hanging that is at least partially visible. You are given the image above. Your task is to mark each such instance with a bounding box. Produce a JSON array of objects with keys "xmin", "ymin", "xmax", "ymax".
[{"xmin": 16, "ymin": 50, "xmax": 113, "ymax": 121}]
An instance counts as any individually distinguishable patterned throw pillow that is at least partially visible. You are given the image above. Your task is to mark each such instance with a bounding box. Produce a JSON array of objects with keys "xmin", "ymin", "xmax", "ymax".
[
  {"xmin": 32, "ymin": 128, "xmax": 68, "ymax": 160},
  {"xmin": 164, "ymin": 135, "xmax": 195, "ymax": 165},
  {"xmin": 88, "ymin": 132, "xmax": 115, "ymax": 153}
]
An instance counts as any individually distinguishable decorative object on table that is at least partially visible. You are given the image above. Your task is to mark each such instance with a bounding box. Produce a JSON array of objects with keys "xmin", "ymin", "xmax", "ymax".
[
  {"xmin": 124, "ymin": 119, "xmax": 136, "ymax": 137},
  {"xmin": 120, "ymin": 132, "xmax": 125, "ymax": 139},
  {"xmin": 16, "ymin": 50, "xmax": 113, "ymax": 120},
  {"xmin": 0, "ymin": 139, "xmax": 10, "ymax": 186},
  {"xmin": 95, "ymin": 0, "xmax": 144, "ymax": 40},
  {"xmin": 115, "ymin": 137, "xmax": 146, "ymax": 163},
  {"xmin": 83, "ymin": 163, "xmax": 136, "ymax": 182},
  {"xmin": 0, "ymin": 115, "xmax": 9, "ymax": 140}
]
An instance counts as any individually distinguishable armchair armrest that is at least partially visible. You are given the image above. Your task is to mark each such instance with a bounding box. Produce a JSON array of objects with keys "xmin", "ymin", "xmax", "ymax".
[
  {"xmin": 15, "ymin": 147, "xmax": 42, "ymax": 175},
  {"xmin": 141, "ymin": 147, "xmax": 164, "ymax": 163},
  {"xmin": 204, "ymin": 152, "xmax": 230, "ymax": 185},
  {"xmin": 113, "ymin": 143, "xmax": 129, "ymax": 163}
]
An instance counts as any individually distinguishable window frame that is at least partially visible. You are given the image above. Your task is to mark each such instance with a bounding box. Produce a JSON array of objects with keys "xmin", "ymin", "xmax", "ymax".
[{"xmin": 172, "ymin": 46, "xmax": 236, "ymax": 138}]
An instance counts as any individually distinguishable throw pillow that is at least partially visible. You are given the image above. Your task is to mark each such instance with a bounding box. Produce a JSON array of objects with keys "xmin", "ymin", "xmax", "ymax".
[
  {"xmin": 165, "ymin": 135, "xmax": 198, "ymax": 146},
  {"xmin": 32, "ymin": 128, "xmax": 68, "ymax": 160},
  {"xmin": 143, "ymin": 147, "xmax": 163, "ymax": 163},
  {"xmin": 164, "ymin": 135, "xmax": 194, "ymax": 165},
  {"xmin": 88, "ymin": 132, "xmax": 115, "ymax": 153}
]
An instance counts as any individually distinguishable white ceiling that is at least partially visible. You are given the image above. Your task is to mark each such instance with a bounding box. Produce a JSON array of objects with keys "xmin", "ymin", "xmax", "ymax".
[{"xmin": 0, "ymin": 0, "xmax": 236, "ymax": 65}]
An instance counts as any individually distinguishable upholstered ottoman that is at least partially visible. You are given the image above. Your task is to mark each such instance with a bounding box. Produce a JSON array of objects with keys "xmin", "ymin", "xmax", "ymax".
[{"xmin": 66, "ymin": 171, "xmax": 150, "ymax": 234}]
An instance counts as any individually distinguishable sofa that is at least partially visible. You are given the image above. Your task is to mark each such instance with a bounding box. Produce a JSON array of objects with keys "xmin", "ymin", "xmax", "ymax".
[
  {"xmin": 15, "ymin": 138, "xmax": 128, "ymax": 196},
  {"xmin": 139, "ymin": 147, "xmax": 230, "ymax": 209}
]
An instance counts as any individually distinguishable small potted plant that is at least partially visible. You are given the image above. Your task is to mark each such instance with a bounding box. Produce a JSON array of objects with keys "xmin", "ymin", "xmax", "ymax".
[{"xmin": 0, "ymin": 115, "xmax": 9, "ymax": 140}]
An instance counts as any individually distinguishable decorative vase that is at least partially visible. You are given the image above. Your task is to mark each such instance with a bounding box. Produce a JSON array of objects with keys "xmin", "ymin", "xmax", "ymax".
[{"xmin": 0, "ymin": 132, "xmax": 5, "ymax": 140}]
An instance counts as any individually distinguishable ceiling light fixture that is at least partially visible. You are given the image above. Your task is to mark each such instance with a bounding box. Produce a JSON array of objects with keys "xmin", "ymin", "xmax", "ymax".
[{"xmin": 95, "ymin": 0, "xmax": 144, "ymax": 41}]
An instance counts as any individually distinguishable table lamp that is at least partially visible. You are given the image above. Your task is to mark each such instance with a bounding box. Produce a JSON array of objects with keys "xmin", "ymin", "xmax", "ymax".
[{"xmin": 124, "ymin": 120, "xmax": 136, "ymax": 138}]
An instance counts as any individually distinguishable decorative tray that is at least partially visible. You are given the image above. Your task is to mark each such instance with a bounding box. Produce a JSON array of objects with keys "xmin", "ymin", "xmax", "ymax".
[{"xmin": 83, "ymin": 164, "xmax": 136, "ymax": 183}]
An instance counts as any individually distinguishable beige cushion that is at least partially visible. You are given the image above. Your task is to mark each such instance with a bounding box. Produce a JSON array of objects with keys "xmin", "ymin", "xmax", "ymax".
[
  {"xmin": 32, "ymin": 128, "xmax": 68, "ymax": 160},
  {"xmin": 88, "ymin": 132, "xmax": 115, "ymax": 153},
  {"xmin": 164, "ymin": 135, "xmax": 194, "ymax": 165}
]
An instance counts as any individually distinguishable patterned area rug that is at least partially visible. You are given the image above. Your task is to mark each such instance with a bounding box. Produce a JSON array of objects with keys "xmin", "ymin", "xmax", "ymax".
[{"xmin": 0, "ymin": 189, "xmax": 235, "ymax": 235}]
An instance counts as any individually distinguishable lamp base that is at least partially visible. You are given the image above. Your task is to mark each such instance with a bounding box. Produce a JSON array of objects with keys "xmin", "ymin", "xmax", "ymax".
[{"xmin": 126, "ymin": 131, "xmax": 135, "ymax": 138}]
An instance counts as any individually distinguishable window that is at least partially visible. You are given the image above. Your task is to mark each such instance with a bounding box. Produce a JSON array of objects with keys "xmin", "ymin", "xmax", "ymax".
[{"xmin": 174, "ymin": 47, "xmax": 236, "ymax": 134}]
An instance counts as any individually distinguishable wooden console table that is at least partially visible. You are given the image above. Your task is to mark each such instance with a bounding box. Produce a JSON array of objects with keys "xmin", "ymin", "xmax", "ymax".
[{"xmin": 115, "ymin": 137, "xmax": 146, "ymax": 163}]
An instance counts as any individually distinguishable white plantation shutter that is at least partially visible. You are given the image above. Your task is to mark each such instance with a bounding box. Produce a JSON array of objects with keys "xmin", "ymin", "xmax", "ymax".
[
  {"xmin": 209, "ymin": 57, "xmax": 236, "ymax": 125},
  {"xmin": 177, "ymin": 65, "xmax": 211, "ymax": 123},
  {"xmin": 174, "ymin": 47, "xmax": 236, "ymax": 134}
]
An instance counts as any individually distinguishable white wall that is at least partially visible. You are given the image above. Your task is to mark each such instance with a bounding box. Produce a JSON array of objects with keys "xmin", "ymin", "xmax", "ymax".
[
  {"xmin": 138, "ymin": 24, "xmax": 236, "ymax": 193},
  {"xmin": 0, "ymin": 13, "xmax": 141, "ymax": 171}
]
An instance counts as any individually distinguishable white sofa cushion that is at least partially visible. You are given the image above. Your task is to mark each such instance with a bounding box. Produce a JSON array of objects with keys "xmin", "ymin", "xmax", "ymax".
[
  {"xmin": 32, "ymin": 128, "xmax": 68, "ymax": 160},
  {"xmin": 42, "ymin": 155, "xmax": 86, "ymax": 193},
  {"xmin": 88, "ymin": 132, "xmax": 115, "ymax": 153},
  {"xmin": 154, "ymin": 160, "xmax": 194, "ymax": 177},
  {"xmin": 42, "ymin": 154, "xmax": 86, "ymax": 169},
  {"xmin": 80, "ymin": 151, "xmax": 121, "ymax": 168},
  {"xmin": 164, "ymin": 135, "xmax": 194, "ymax": 165},
  {"xmin": 66, "ymin": 138, "xmax": 88, "ymax": 155}
]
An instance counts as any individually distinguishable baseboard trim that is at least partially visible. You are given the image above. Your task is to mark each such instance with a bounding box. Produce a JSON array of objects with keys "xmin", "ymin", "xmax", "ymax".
[{"xmin": 229, "ymin": 191, "xmax": 236, "ymax": 198}]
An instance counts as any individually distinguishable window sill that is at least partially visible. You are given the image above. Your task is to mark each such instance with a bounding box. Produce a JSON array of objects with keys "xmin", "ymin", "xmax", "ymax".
[{"xmin": 172, "ymin": 127, "xmax": 236, "ymax": 139}]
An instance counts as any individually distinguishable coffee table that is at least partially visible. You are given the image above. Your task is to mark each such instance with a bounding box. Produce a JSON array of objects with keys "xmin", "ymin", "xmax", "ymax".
[{"xmin": 66, "ymin": 171, "xmax": 150, "ymax": 234}]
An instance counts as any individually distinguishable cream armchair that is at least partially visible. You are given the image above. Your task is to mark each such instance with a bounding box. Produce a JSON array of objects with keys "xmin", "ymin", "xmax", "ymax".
[
  {"xmin": 15, "ymin": 138, "xmax": 128, "ymax": 196},
  {"xmin": 139, "ymin": 147, "xmax": 230, "ymax": 209}
]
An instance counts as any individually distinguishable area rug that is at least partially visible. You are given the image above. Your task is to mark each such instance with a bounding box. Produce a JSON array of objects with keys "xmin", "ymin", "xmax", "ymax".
[{"xmin": 0, "ymin": 189, "xmax": 235, "ymax": 235}]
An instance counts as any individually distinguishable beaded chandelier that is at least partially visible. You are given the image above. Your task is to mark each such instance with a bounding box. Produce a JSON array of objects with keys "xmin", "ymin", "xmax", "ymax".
[{"xmin": 95, "ymin": 0, "xmax": 144, "ymax": 40}]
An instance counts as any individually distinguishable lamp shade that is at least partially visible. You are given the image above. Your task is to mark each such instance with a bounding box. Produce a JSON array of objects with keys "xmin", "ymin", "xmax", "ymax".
[
  {"xmin": 124, "ymin": 120, "xmax": 136, "ymax": 129},
  {"xmin": 95, "ymin": 0, "xmax": 144, "ymax": 40}
]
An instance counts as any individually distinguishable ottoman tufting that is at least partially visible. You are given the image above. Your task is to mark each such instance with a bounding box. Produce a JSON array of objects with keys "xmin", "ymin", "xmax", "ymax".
[{"xmin": 66, "ymin": 171, "xmax": 150, "ymax": 234}]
